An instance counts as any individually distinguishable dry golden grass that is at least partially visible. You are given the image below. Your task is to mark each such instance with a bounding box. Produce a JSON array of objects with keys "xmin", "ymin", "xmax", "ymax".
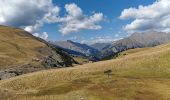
[
  {"xmin": 73, "ymin": 57, "xmax": 90, "ymax": 64},
  {"xmin": 1, "ymin": 42, "xmax": 170, "ymax": 100},
  {"xmin": 0, "ymin": 26, "xmax": 46, "ymax": 69}
]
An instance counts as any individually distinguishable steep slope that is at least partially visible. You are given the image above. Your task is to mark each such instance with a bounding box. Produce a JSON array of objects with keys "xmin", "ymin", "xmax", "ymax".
[
  {"xmin": 52, "ymin": 40, "xmax": 100, "ymax": 61},
  {"xmin": 102, "ymin": 31, "xmax": 170, "ymax": 59},
  {"xmin": 1, "ymin": 43, "xmax": 170, "ymax": 100},
  {"xmin": 0, "ymin": 25, "xmax": 76, "ymax": 79}
]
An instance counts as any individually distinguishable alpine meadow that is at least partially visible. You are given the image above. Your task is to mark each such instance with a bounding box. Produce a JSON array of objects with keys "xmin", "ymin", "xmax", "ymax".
[{"xmin": 0, "ymin": 0, "xmax": 170, "ymax": 100}]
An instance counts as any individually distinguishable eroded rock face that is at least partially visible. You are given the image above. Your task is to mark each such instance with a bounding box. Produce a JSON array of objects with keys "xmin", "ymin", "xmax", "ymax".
[
  {"xmin": 0, "ymin": 47, "xmax": 77, "ymax": 80},
  {"xmin": 0, "ymin": 50, "xmax": 77, "ymax": 80},
  {"xmin": 0, "ymin": 64, "xmax": 42, "ymax": 79}
]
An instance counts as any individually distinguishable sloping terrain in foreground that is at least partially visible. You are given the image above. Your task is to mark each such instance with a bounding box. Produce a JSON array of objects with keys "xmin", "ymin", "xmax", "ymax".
[
  {"xmin": 0, "ymin": 25, "xmax": 76, "ymax": 79},
  {"xmin": 0, "ymin": 43, "xmax": 170, "ymax": 100}
]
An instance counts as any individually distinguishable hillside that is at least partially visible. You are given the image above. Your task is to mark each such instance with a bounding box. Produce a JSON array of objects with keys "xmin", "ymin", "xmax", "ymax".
[
  {"xmin": 0, "ymin": 42, "xmax": 170, "ymax": 100},
  {"xmin": 0, "ymin": 25, "xmax": 76, "ymax": 79},
  {"xmin": 102, "ymin": 31, "xmax": 170, "ymax": 59}
]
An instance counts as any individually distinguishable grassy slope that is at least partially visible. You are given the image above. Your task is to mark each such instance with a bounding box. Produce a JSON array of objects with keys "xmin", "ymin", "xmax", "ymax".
[
  {"xmin": 73, "ymin": 57, "xmax": 90, "ymax": 64},
  {"xmin": 0, "ymin": 26, "xmax": 46, "ymax": 69},
  {"xmin": 1, "ymin": 43, "xmax": 170, "ymax": 100},
  {"xmin": 102, "ymin": 47, "xmax": 151, "ymax": 60}
]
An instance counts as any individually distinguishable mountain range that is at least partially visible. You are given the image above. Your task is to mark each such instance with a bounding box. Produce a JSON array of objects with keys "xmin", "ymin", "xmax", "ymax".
[
  {"xmin": 52, "ymin": 40, "xmax": 101, "ymax": 61},
  {"xmin": 101, "ymin": 31, "xmax": 170, "ymax": 59},
  {"xmin": 90, "ymin": 42, "xmax": 111, "ymax": 51},
  {"xmin": 1, "ymin": 25, "xmax": 170, "ymax": 79},
  {"xmin": 52, "ymin": 31, "xmax": 170, "ymax": 60}
]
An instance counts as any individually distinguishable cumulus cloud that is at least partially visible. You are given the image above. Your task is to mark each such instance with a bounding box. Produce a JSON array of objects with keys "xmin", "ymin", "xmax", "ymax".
[
  {"xmin": 0, "ymin": 0, "xmax": 58, "ymax": 29},
  {"xmin": 45, "ymin": 3, "xmax": 104, "ymax": 35},
  {"xmin": 0, "ymin": 0, "xmax": 60, "ymax": 39},
  {"xmin": 120, "ymin": 0, "xmax": 170, "ymax": 33},
  {"xmin": 33, "ymin": 32, "xmax": 48, "ymax": 40},
  {"xmin": 44, "ymin": 6, "xmax": 60, "ymax": 23},
  {"xmin": 0, "ymin": 1, "xmax": 104, "ymax": 37},
  {"xmin": 24, "ymin": 20, "xmax": 44, "ymax": 33}
]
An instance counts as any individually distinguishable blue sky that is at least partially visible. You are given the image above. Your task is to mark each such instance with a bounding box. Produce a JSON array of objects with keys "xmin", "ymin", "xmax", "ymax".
[
  {"xmin": 42, "ymin": 0, "xmax": 155, "ymax": 43},
  {"xmin": 2, "ymin": 0, "xmax": 170, "ymax": 44}
]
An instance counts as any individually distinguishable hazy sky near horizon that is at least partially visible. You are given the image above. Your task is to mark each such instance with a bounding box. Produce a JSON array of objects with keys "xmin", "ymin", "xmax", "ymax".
[{"xmin": 1, "ymin": 0, "xmax": 170, "ymax": 44}]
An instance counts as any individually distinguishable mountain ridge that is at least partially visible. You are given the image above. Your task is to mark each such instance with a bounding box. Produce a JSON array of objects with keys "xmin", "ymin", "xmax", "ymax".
[
  {"xmin": 52, "ymin": 40, "xmax": 100, "ymax": 61},
  {"xmin": 90, "ymin": 42, "xmax": 111, "ymax": 51},
  {"xmin": 101, "ymin": 31, "xmax": 170, "ymax": 59}
]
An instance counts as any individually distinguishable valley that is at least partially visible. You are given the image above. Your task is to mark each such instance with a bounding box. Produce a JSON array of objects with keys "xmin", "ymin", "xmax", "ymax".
[
  {"xmin": 0, "ymin": 42, "xmax": 170, "ymax": 100},
  {"xmin": 0, "ymin": 0, "xmax": 170, "ymax": 100}
]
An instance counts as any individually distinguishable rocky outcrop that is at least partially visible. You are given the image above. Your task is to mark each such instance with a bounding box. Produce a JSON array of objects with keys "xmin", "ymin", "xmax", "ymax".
[{"xmin": 0, "ymin": 25, "xmax": 77, "ymax": 80}]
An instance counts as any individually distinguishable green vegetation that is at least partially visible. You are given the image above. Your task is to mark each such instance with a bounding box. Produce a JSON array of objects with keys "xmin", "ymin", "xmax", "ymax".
[{"xmin": 0, "ymin": 43, "xmax": 170, "ymax": 100}]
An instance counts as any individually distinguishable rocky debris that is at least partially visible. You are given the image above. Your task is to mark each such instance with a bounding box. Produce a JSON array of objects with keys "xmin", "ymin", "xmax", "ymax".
[
  {"xmin": 42, "ymin": 55, "xmax": 66, "ymax": 68},
  {"xmin": 0, "ymin": 56, "xmax": 74, "ymax": 80},
  {"xmin": 0, "ymin": 64, "xmax": 41, "ymax": 80},
  {"xmin": 0, "ymin": 51, "xmax": 78, "ymax": 80},
  {"xmin": 0, "ymin": 25, "xmax": 78, "ymax": 80},
  {"xmin": 0, "ymin": 51, "xmax": 77, "ymax": 80}
]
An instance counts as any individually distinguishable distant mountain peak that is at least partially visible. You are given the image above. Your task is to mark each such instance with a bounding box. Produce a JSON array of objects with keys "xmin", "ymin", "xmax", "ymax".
[
  {"xmin": 101, "ymin": 31, "xmax": 170, "ymax": 59},
  {"xmin": 52, "ymin": 40, "xmax": 100, "ymax": 61}
]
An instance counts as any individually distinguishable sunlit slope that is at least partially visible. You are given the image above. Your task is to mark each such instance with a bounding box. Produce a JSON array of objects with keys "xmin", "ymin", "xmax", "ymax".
[
  {"xmin": 0, "ymin": 25, "xmax": 75, "ymax": 70},
  {"xmin": 0, "ymin": 26, "xmax": 46, "ymax": 68},
  {"xmin": 1, "ymin": 43, "xmax": 170, "ymax": 100}
]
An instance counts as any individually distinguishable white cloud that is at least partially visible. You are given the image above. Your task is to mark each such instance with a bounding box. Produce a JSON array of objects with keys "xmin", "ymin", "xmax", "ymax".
[
  {"xmin": 44, "ymin": 6, "xmax": 60, "ymax": 23},
  {"xmin": 0, "ymin": 0, "xmax": 59, "ymax": 41},
  {"xmin": 81, "ymin": 36, "xmax": 118, "ymax": 44},
  {"xmin": 120, "ymin": 0, "xmax": 170, "ymax": 33},
  {"xmin": 65, "ymin": 3, "xmax": 83, "ymax": 18},
  {"xmin": 47, "ymin": 3, "xmax": 104, "ymax": 35},
  {"xmin": 0, "ymin": 1, "xmax": 104, "ymax": 36},
  {"xmin": 59, "ymin": 12, "xmax": 104, "ymax": 35},
  {"xmin": 0, "ymin": 0, "xmax": 59, "ymax": 31},
  {"xmin": 33, "ymin": 32, "xmax": 48, "ymax": 40},
  {"xmin": 24, "ymin": 20, "xmax": 44, "ymax": 33}
]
